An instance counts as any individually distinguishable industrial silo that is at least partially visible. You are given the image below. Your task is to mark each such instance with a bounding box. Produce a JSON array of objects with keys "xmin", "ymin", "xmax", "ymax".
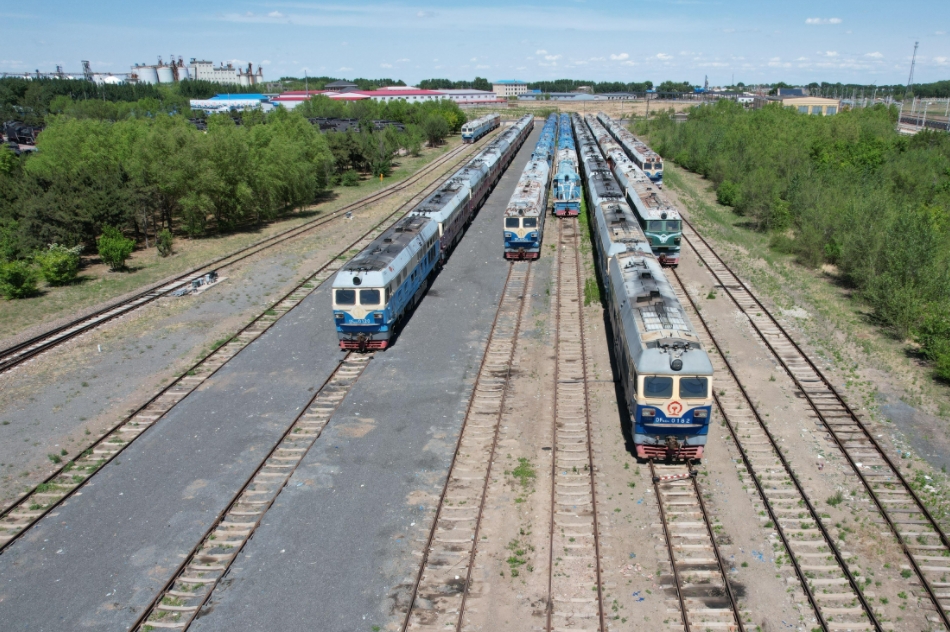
[
  {"xmin": 136, "ymin": 65, "xmax": 159, "ymax": 84},
  {"xmin": 157, "ymin": 65, "xmax": 175, "ymax": 83},
  {"xmin": 177, "ymin": 65, "xmax": 190, "ymax": 80}
]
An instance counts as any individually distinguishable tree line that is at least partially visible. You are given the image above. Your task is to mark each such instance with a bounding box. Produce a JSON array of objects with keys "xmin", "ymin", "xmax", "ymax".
[
  {"xmin": 527, "ymin": 79, "xmax": 655, "ymax": 94},
  {"xmin": 0, "ymin": 94, "xmax": 468, "ymax": 296},
  {"xmin": 643, "ymin": 100, "xmax": 950, "ymax": 380},
  {"xmin": 419, "ymin": 77, "xmax": 492, "ymax": 91}
]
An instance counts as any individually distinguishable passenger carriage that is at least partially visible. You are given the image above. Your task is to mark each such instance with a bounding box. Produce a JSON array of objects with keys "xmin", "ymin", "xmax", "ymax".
[{"xmin": 461, "ymin": 113, "xmax": 500, "ymax": 144}]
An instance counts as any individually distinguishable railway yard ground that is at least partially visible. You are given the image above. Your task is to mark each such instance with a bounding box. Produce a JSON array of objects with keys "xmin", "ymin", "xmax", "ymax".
[{"xmin": 3, "ymin": 119, "xmax": 950, "ymax": 632}]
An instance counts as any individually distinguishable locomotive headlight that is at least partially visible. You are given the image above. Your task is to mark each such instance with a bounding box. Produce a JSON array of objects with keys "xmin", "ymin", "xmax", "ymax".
[
  {"xmin": 335, "ymin": 313, "xmax": 344, "ymax": 320},
  {"xmin": 374, "ymin": 313, "xmax": 383, "ymax": 322},
  {"xmin": 694, "ymin": 409, "xmax": 708, "ymax": 419},
  {"xmin": 641, "ymin": 408, "xmax": 656, "ymax": 418}
]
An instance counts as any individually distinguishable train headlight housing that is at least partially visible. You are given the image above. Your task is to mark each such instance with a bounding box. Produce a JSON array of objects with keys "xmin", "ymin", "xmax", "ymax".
[
  {"xmin": 374, "ymin": 313, "xmax": 383, "ymax": 323},
  {"xmin": 335, "ymin": 313, "xmax": 344, "ymax": 320},
  {"xmin": 694, "ymin": 409, "xmax": 708, "ymax": 419},
  {"xmin": 641, "ymin": 408, "xmax": 656, "ymax": 419}
]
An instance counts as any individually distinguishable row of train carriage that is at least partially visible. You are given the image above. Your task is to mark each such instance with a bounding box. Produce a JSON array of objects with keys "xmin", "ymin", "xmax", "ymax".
[{"xmin": 330, "ymin": 111, "xmax": 711, "ymax": 460}]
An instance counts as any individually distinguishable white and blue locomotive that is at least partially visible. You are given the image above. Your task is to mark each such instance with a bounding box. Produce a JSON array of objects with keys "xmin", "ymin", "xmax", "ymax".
[
  {"xmin": 333, "ymin": 115, "xmax": 534, "ymax": 350},
  {"xmin": 503, "ymin": 115, "xmax": 555, "ymax": 259},
  {"xmin": 585, "ymin": 115, "xmax": 682, "ymax": 266},
  {"xmin": 553, "ymin": 113, "xmax": 581, "ymax": 217},
  {"xmin": 573, "ymin": 114, "xmax": 713, "ymax": 461},
  {"xmin": 461, "ymin": 113, "xmax": 500, "ymax": 144},
  {"xmin": 596, "ymin": 112, "xmax": 664, "ymax": 185}
]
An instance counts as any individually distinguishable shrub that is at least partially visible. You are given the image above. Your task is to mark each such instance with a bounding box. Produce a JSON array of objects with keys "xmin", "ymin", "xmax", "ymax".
[
  {"xmin": 156, "ymin": 229, "xmax": 173, "ymax": 257},
  {"xmin": 0, "ymin": 260, "xmax": 39, "ymax": 298},
  {"xmin": 97, "ymin": 226, "xmax": 135, "ymax": 271},
  {"xmin": 716, "ymin": 180, "xmax": 742, "ymax": 207},
  {"xmin": 341, "ymin": 170, "xmax": 360, "ymax": 186},
  {"xmin": 423, "ymin": 115, "xmax": 450, "ymax": 146},
  {"xmin": 34, "ymin": 244, "xmax": 82, "ymax": 285}
]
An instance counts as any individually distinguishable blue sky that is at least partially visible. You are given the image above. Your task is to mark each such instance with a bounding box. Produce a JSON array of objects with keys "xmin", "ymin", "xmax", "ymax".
[{"xmin": 2, "ymin": 1, "xmax": 948, "ymax": 86}]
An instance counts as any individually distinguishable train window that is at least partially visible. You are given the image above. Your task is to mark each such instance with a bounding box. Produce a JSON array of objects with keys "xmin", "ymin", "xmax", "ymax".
[
  {"xmin": 679, "ymin": 377, "xmax": 708, "ymax": 399},
  {"xmin": 643, "ymin": 376, "xmax": 673, "ymax": 398},
  {"xmin": 523, "ymin": 218, "xmax": 538, "ymax": 228},
  {"xmin": 667, "ymin": 220, "xmax": 682, "ymax": 231},
  {"xmin": 505, "ymin": 218, "xmax": 519, "ymax": 228},
  {"xmin": 647, "ymin": 221, "xmax": 665, "ymax": 232},
  {"xmin": 360, "ymin": 289, "xmax": 381, "ymax": 305},
  {"xmin": 335, "ymin": 289, "xmax": 356, "ymax": 306}
]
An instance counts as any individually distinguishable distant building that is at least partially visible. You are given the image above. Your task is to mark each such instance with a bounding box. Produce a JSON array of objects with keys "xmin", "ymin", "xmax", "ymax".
[
  {"xmin": 436, "ymin": 89, "xmax": 506, "ymax": 106},
  {"xmin": 187, "ymin": 60, "xmax": 263, "ymax": 86},
  {"xmin": 776, "ymin": 87, "xmax": 807, "ymax": 97},
  {"xmin": 493, "ymin": 80, "xmax": 528, "ymax": 98},
  {"xmin": 519, "ymin": 92, "xmax": 604, "ymax": 101},
  {"xmin": 575, "ymin": 86, "xmax": 593, "ymax": 94},
  {"xmin": 189, "ymin": 93, "xmax": 273, "ymax": 114},
  {"xmin": 324, "ymin": 80, "xmax": 359, "ymax": 92},
  {"xmin": 755, "ymin": 94, "xmax": 839, "ymax": 115}
]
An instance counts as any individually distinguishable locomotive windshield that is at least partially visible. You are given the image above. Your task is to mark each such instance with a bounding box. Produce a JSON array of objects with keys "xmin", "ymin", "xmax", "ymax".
[
  {"xmin": 505, "ymin": 218, "xmax": 520, "ymax": 228},
  {"xmin": 643, "ymin": 376, "xmax": 673, "ymax": 398},
  {"xmin": 679, "ymin": 377, "xmax": 709, "ymax": 399},
  {"xmin": 360, "ymin": 289, "xmax": 381, "ymax": 305},
  {"xmin": 335, "ymin": 289, "xmax": 356, "ymax": 306},
  {"xmin": 523, "ymin": 218, "xmax": 538, "ymax": 228}
]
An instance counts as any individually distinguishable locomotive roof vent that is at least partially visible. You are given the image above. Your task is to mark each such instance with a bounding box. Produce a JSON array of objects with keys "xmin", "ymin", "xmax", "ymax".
[
  {"xmin": 661, "ymin": 212, "xmax": 667, "ymax": 219},
  {"xmin": 352, "ymin": 276, "xmax": 362, "ymax": 285},
  {"xmin": 670, "ymin": 358, "xmax": 683, "ymax": 371}
]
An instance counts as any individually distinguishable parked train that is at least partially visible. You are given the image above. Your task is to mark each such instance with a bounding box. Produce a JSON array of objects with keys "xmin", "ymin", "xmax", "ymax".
[
  {"xmin": 596, "ymin": 112, "xmax": 664, "ymax": 184},
  {"xmin": 585, "ymin": 115, "xmax": 682, "ymax": 266},
  {"xmin": 503, "ymin": 114, "xmax": 555, "ymax": 259},
  {"xmin": 462, "ymin": 113, "xmax": 501, "ymax": 144},
  {"xmin": 333, "ymin": 115, "xmax": 534, "ymax": 350},
  {"xmin": 553, "ymin": 113, "xmax": 581, "ymax": 217},
  {"xmin": 573, "ymin": 113, "xmax": 713, "ymax": 461}
]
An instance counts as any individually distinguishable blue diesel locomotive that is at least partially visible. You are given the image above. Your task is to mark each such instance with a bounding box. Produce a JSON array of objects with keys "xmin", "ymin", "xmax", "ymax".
[
  {"xmin": 596, "ymin": 112, "xmax": 664, "ymax": 185},
  {"xmin": 573, "ymin": 114, "xmax": 714, "ymax": 461},
  {"xmin": 333, "ymin": 115, "xmax": 534, "ymax": 350},
  {"xmin": 503, "ymin": 115, "xmax": 555, "ymax": 259},
  {"xmin": 553, "ymin": 113, "xmax": 581, "ymax": 217},
  {"xmin": 461, "ymin": 113, "xmax": 501, "ymax": 144}
]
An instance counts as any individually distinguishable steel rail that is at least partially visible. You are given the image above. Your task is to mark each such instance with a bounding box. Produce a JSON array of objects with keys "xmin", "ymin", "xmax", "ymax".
[
  {"xmin": 650, "ymin": 460, "xmax": 694, "ymax": 632},
  {"xmin": 545, "ymin": 218, "xmax": 606, "ymax": 632},
  {"xmin": 399, "ymin": 260, "xmax": 531, "ymax": 631},
  {"xmin": 131, "ymin": 352, "xmax": 371, "ymax": 631},
  {"xmin": 681, "ymin": 216, "xmax": 950, "ymax": 629},
  {"xmin": 0, "ymin": 136, "xmax": 482, "ymax": 374},
  {"xmin": 670, "ymin": 267, "xmax": 880, "ymax": 632},
  {"xmin": 0, "ymin": 136, "xmax": 493, "ymax": 554}
]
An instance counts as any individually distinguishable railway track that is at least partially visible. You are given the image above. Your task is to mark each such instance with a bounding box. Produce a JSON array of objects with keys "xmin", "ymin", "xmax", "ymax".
[
  {"xmin": 0, "ymin": 135, "xmax": 495, "ymax": 554},
  {"xmin": 668, "ymin": 268, "xmax": 881, "ymax": 631},
  {"xmin": 0, "ymin": 135, "xmax": 483, "ymax": 375},
  {"xmin": 649, "ymin": 460, "xmax": 743, "ymax": 632},
  {"xmin": 402, "ymin": 260, "xmax": 533, "ymax": 631},
  {"xmin": 132, "ymin": 352, "xmax": 372, "ymax": 631},
  {"xmin": 681, "ymin": 217, "xmax": 950, "ymax": 629},
  {"xmin": 545, "ymin": 217, "xmax": 606, "ymax": 632}
]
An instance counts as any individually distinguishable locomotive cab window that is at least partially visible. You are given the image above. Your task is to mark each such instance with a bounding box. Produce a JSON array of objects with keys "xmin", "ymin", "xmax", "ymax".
[
  {"xmin": 505, "ymin": 218, "xmax": 520, "ymax": 228},
  {"xmin": 679, "ymin": 377, "xmax": 709, "ymax": 399},
  {"xmin": 642, "ymin": 376, "xmax": 674, "ymax": 399},
  {"xmin": 360, "ymin": 289, "xmax": 381, "ymax": 306},
  {"xmin": 646, "ymin": 220, "xmax": 665, "ymax": 232},
  {"xmin": 334, "ymin": 289, "xmax": 356, "ymax": 306},
  {"xmin": 523, "ymin": 218, "xmax": 538, "ymax": 228}
]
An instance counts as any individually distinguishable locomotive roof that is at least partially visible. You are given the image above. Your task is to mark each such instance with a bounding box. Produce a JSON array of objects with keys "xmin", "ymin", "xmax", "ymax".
[
  {"xmin": 596, "ymin": 200, "xmax": 652, "ymax": 253},
  {"xmin": 412, "ymin": 177, "xmax": 469, "ymax": 217},
  {"xmin": 610, "ymin": 253, "xmax": 712, "ymax": 376},
  {"xmin": 505, "ymin": 159, "xmax": 548, "ymax": 218},
  {"xmin": 463, "ymin": 113, "xmax": 499, "ymax": 129},
  {"xmin": 588, "ymin": 170, "xmax": 624, "ymax": 200},
  {"xmin": 626, "ymin": 175, "xmax": 679, "ymax": 220},
  {"xmin": 342, "ymin": 215, "xmax": 432, "ymax": 273}
]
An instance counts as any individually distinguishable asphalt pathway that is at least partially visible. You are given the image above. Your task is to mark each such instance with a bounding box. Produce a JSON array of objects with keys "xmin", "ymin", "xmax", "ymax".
[{"xmin": 189, "ymin": 126, "xmax": 543, "ymax": 632}]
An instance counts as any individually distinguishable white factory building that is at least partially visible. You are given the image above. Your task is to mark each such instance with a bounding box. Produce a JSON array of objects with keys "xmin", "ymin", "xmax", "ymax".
[{"xmin": 131, "ymin": 57, "xmax": 264, "ymax": 86}]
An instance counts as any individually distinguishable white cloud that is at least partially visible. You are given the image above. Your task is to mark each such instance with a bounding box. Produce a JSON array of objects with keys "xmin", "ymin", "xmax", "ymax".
[
  {"xmin": 589, "ymin": 56, "xmax": 606, "ymax": 61},
  {"xmin": 865, "ymin": 52, "xmax": 883, "ymax": 58},
  {"xmin": 536, "ymin": 49, "xmax": 548, "ymax": 55},
  {"xmin": 545, "ymin": 54, "xmax": 562, "ymax": 61},
  {"xmin": 656, "ymin": 53, "xmax": 673, "ymax": 60},
  {"xmin": 795, "ymin": 56, "xmax": 808, "ymax": 61},
  {"xmin": 805, "ymin": 17, "xmax": 842, "ymax": 25},
  {"xmin": 267, "ymin": 11, "xmax": 284, "ymax": 18},
  {"xmin": 936, "ymin": 31, "xmax": 946, "ymax": 35},
  {"xmin": 935, "ymin": 56, "xmax": 949, "ymax": 65},
  {"xmin": 609, "ymin": 53, "xmax": 629, "ymax": 61},
  {"xmin": 338, "ymin": 66, "xmax": 353, "ymax": 71},
  {"xmin": 621, "ymin": 60, "xmax": 637, "ymax": 66},
  {"xmin": 261, "ymin": 60, "xmax": 272, "ymax": 66},
  {"xmin": 476, "ymin": 64, "xmax": 490, "ymax": 69},
  {"xmin": 416, "ymin": 10, "xmax": 437, "ymax": 18},
  {"xmin": 823, "ymin": 51, "xmax": 839, "ymax": 57},
  {"xmin": 470, "ymin": 57, "xmax": 478, "ymax": 62},
  {"xmin": 380, "ymin": 63, "xmax": 393, "ymax": 68}
]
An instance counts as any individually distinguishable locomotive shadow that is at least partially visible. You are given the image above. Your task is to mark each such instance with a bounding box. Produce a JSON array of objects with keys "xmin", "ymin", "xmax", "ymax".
[{"xmin": 593, "ymin": 301, "xmax": 637, "ymax": 458}]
